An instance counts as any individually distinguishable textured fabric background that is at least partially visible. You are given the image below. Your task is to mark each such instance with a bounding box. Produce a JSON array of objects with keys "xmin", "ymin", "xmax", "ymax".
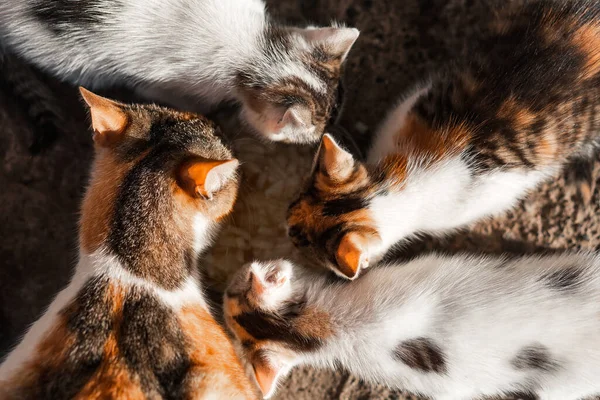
[{"xmin": 0, "ymin": 1, "xmax": 598, "ymax": 399}]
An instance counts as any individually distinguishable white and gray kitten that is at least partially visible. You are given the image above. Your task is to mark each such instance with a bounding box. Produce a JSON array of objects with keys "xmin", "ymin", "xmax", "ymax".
[
  {"xmin": 0, "ymin": 0, "xmax": 358, "ymax": 143},
  {"xmin": 225, "ymin": 255, "xmax": 600, "ymax": 400}
]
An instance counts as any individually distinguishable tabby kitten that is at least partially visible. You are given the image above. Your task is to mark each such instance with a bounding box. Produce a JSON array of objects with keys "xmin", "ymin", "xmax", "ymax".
[
  {"xmin": 0, "ymin": 0, "xmax": 358, "ymax": 143},
  {"xmin": 0, "ymin": 89, "xmax": 257, "ymax": 399},
  {"xmin": 287, "ymin": 0, "xmax": 600, "ymax": 278},
  {"xmin": 224, "ymin": 255, "xmax": 600, "ymax": 400}
]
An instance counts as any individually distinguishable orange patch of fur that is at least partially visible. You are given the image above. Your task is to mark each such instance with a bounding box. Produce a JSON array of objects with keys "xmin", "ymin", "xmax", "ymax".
[
  {"xmin": 396, "ymin": 113, "xmax": 471, "ymax": 165},
  {"xmin": 335, "ymin": 233, "xmax": 366, "ymax": 278},
  {"xmin": 79, "ymin": 152, "xmax": 134, "ymax": 253},
  {"xmin": 74, "ymin": 335, "xmax": 144, "ymax": 400},
  {"xmin": 537, "ymin": 136, "xmax": 558, "ymax": 164},
  {"xmin": 178, "ymin": 306, "xmax": 258, "ymax": 399},
  {"xmin": 573, "ymin": 23, "xmax": 600, "ymax": 80}
]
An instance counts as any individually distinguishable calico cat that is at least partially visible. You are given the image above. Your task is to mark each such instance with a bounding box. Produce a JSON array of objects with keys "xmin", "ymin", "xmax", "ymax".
[
  {"xmin": 286, "ymin": 0, "xmax": 600, "ymax": 279},
  {"xmin": 0, "ymin": 0, "xmax": 358, "ymax": 143},
  {"xmin": 0, "ymin": 89, "xmax": 257, "ymax": 399},
  {"xmin": 224, "ymin": 255, "xmax": 600, "ymax": 400}
]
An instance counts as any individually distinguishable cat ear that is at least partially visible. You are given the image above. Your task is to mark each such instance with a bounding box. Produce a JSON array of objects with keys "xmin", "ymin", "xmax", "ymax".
[
  {"xmin": 177, "ymin": 158, "xmax": 239, "ymax": 199},
  {"xmin": 315, "ymin": 134, "xmax": 355, "ymax": 180},
  {"xmin": 79, "ymin": 87, "xmax": 129, "ymax": 147},
  {"xmin": 300, "ymin": 27, "xmax": 359, "ymax": 61},
  {"xmin": 252, "ymin": 353, "xmax": 292, "ymax": 399},
  {"xmin": 281, "ymin": 106, "xmax": 311, "ymax": 128},
  {"xmin": 335, "ymin": 232, "xmax": 369, "ymax": 280}
]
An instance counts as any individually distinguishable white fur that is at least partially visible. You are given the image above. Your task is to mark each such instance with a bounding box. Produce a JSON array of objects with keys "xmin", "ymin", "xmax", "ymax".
[
  {"xmin": 193, "ymin": 213, "xmax": 216, "ymax": 254},
  {"xmin": 360, "ymin": 85, "xmax": 560, "ymax": 263},
  {"xmin": 368, "ymin": 157, "xmax": 552, "ymax": 263},
  {"xmin": 0, "ymin": 0, "xmax": 267, "ymax": 108},
  {"xmin": 254, "ymin": 254, "xmax": 600, "ymax": 400},
  {"xmin": 0, "ymin": 0, "xmax": 354, "ymax": 143},
  {"xmin": 368, "ymin": 84, "xmax": 431, "ymax": 163},
  {"xmin": 92, "ymin": 249, "xmax": 208, "ymax": 310}
]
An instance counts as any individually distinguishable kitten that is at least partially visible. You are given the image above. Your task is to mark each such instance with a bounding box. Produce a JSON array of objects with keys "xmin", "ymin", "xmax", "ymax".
[
  {"xmin": 224, "ymin": 255, "xmax": 600, "ymax": 400},
  {"xmin": 287, "ymin": 0, "xmax": 600, "ymax": 279},
  {"xmin": 0, "ymin": 89, "xmax": 257, "ymax": 399},
  {"xmin": 0, "ymin": 0, "xmax": 358, "ymax": 143}
]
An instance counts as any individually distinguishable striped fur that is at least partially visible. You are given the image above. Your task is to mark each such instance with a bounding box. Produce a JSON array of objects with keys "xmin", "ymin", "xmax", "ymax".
[
  {"xmin": 287, "ymin": 0, "xmax": 600, "ymax": 278},
  {"xmin": 0, "ymin": 91, "xmax": 257, "ymax": 399}
]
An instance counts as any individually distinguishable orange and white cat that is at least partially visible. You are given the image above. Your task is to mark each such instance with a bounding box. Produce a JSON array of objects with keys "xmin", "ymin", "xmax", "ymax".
[
  {"xmin": 287, "ymin": 0, "xmax": 600, "ymax": 279},
  {"xmin": 0, "ymin": 89, "xmax": 257, "ymax": 399}
]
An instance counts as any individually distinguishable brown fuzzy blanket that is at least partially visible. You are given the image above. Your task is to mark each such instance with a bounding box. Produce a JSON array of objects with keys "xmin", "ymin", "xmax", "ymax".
[{"xmin": 1, "ymin": 1, "xmax": 598, "ymax": 399}]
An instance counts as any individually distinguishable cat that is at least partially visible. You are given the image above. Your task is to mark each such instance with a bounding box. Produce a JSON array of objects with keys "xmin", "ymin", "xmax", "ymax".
[
  {"xmin": 0, "ymin": 88, "xmax": 258, "ymax": 399},
  {"xmin": 224, "ymin": 255, "xmax": 600, "ymax": 400},
  {"xmin": 286, "ymin": 0, "xmax": 600, "ymax": 279},
  {"xmin": 0, "ymin": 0, "xmax": 358, "ymax": 144}
]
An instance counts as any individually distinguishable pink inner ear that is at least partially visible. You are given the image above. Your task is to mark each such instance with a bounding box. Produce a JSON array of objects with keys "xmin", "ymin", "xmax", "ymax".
[
  {"xmin": 251, "ymin": 273, "xmax": 266, "ymax": 296},
  {"xmin": 79, "ymin": 87, "xmax": 129, "ymax": 144},
  {"xmin": 299, "ymin": 27, "xmax": 360, "ymax": 59},
  {"xmin": 319, "ymin": 134, "xmax": 355, "ymax": 180},
  {"xmin": 253, "ymin": 361, "xmax": 278, "ymax": 397},
  {"xmin": 279, "ymin": 106, "xmax": 311, "ymax": 129}
]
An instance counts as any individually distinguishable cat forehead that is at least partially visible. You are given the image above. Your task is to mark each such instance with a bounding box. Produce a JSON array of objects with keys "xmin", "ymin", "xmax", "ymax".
[
  {"xmin": 115, "ymin": 105, "xmax": 232, "ymax": 160},
  {"xmin": 249, "ymin": 31, "xmax": 337, "ymax": 93}
]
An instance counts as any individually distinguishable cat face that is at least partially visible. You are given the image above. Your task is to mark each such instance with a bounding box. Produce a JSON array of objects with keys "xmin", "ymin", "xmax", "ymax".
[
  {"xmin": 287, "ymin": 134, "xmax": 384, "ymax": 280},
  {"xmin": 237, "ymin": 26, "xmax": 359, "ymax": 144},
  {"xmin": 224, "ymin": 260, "xmax": 330, "ymax": 399},
  {"xmin": 79, "ymin": 88, "xmax": 240, "ymax": 265}
]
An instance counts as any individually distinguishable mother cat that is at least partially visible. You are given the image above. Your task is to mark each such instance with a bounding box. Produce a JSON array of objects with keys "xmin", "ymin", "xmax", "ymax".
[{"xmin": 0, "ymin": 0, "xmax": 358, "ymax": 143}]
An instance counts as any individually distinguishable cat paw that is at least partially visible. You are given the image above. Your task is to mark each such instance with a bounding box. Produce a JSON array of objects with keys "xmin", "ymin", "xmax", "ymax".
[{"xmin": 248, "ymin": 260, "xmax": 294, "ymax": 310}]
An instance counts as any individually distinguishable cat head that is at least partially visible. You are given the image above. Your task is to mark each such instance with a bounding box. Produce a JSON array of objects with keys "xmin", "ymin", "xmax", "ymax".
[
  {"xmin": 236, "ymin": 25, "xmax": 359, "ymax": 143},
  {"xmin": 224, "ymin": 260, "xmax": 332, "ymax": 398},
  {"xmin": 79, "ymin": 88, "xmax": 240, "ymax": 286},
  {"xmin": 286, "ymin": 134, "xmax": 384, "ymax": 280}
]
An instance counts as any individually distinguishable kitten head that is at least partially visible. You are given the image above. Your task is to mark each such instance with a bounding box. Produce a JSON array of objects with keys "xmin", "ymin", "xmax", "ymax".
[
  {"xmin": 287, "ymin": 134, "xmax": 383, "ymax": 280},
  {"xmin": 236, "ymin": 25, "xmax": 359, "ymax": 143},
  {"xmin": 224, "ymin": 260, "xmax": 329, "ymax": 398},
  {"xmin": 78, "ymin": 89, "xmax": 240, "ymax": 284}
]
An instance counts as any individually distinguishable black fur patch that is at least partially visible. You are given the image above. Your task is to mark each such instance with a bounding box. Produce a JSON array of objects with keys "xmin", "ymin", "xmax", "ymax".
[
  {"xmin": 31, "ymin": 0, "xmax": 113, "ymax": 34},
  {"xmin": 501, "ymin": 391, "xmax": 539, "ymax": 400},
  {"xmin": 118, "ymin": 289, "xmax": 191, "ymax": 399},
  {"xmin": 541, "ymin": 267, "xmax": 584, "ymax": 292},
  {"xmin": 511, "ymin": 344, "xmax": 560, "ymax": 372},
  {"xmin": 234, "ymin": 300, "xmax": 323, "ymax": 352},
  {"xmin": 393, "ymin": 337, "xmax": 447, "ymax": 374},
  {"xmin": 322, "ymin": 196, "xmax": 370, "ymax": 217}
]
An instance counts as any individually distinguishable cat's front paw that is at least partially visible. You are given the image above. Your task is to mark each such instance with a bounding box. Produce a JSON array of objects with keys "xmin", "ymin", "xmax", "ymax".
[
  {"xmin": 247, "ymin": 260, "xmax": 294, "ymax": 311},
  {"xmin": 225, "ymin": 259, "xmax": 295, "ymax": 312}
]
